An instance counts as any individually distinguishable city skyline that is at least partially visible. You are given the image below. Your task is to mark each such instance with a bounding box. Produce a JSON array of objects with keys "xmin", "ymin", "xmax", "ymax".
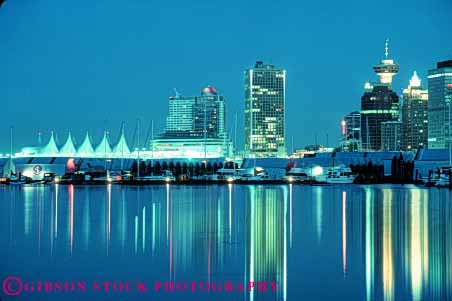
[{"xmin": 1, "ymin": 0, "xmax": 452, "ymax": 153}]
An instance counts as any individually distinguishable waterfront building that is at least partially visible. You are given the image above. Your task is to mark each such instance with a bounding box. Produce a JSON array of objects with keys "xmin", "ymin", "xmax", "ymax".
[
  {"xmin": 340, "ymin": 111, "xmax": 361, "ymax": 152},
  {"xmin": 193, "ymin": 86, "xmax": 226, "ymax": 139},
  {"xmin": 401, "ymin": 71, "xmax": 428, "ymax": 151},
  {"xmin": 244, "ymin": 61, "xmax": 286, "ymax": 158},
  {"xmin": 361, "ymin": 40, "xmax": 400, "ymax": 151},
  {"xmin": 165, "ymin": 94, "xmax": 196, "ymax": 133},
  {"xmin": 162, "ymin": 86, "xmax": 227, "ymax": 139},
  {"xmin": 152, "ymin": 86, "xmax": 231, "ymax": 158},
  {"xmin": 381, "ymin": 121, "xmax": 402, "ymax": 151},
  {"xmin": 427, "ymin": 60, "xmax": 452, "ymax": 149},
  {"xmin": 17, "ymin": 130, "xmax": 132, "ymax": 159}
]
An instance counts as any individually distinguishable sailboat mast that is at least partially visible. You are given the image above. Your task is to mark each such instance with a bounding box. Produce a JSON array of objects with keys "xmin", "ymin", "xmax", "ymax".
[
  {"xmin": 151, "ymin": 120, "xmax": 154, "ymax": 175},
  {"xmin": 10, "ymin": 126, "xmax": 13, "ymax": 159},
  {"xmin": 9, "ymin": 126, "xmax": 13, "ymax": 173},
  {"xmin": 137, "ymin": 119, "xmax": 140, "ymax": 178},
  {"xmin": 104, "ymin": 129, "xmax": 107, "ymax": 172}
]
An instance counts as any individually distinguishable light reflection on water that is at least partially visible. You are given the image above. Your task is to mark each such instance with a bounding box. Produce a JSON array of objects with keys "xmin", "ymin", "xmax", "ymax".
[{"xmin": 0, "ymin": 184, "xmax": 451, "ymax": 301}]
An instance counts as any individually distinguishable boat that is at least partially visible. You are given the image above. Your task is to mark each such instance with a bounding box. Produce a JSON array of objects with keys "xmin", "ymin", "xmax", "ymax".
[
  {"xmin": 208, "ymin": 168, "xmax": 241, "ymax": 182},
  {"xmin": 8, "ymin": 175, "xmax": 28, "ymax": 185},
  {"xmin": 92, "ymin": 170, "xmax": 122, "ymax": 184},
  {"xmin": 239, "ymin": 167, "xmax": 271, "ymax": 182},
  {"xmin": 134, "ymin": 170, "xmax": 176, "ymax": 183},
  {"xmin": 435, "ymin": 174, "xmax": 450, "ymax": 187},
  {"xmin": 315, "ymin": 166, "xmax": 356, "ymax": 184},
  {"xmin": 283, "ymin": 167, "xmax": 310, "ymax": 183},
  {"xmin": 421, "ymin": 173, "xmax": 440, "ymax": 187},
  {"xmin": 434, "ymin": 167, "xmax": 451, "ymax": 187}
]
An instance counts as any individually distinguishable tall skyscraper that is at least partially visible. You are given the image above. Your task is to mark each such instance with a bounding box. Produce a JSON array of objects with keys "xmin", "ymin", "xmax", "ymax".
[
  {"xmin": 401, "ymin": 71, "xmax": 428, "ymax": 151},
  {"xmin": 194, "ymin": 86, "xmax": 226, "ymax": 139},
  {"xmin": 244, "ymin": 61, "xmax": 286, "ymax": 157},
  {"xmin": 165, "ymin": 94, "xmax": 196, "ymax": 133},
  {"xmin": 361, "ymin": 40, "xmax": 400, "ymax": 151},
  {"xmin": 162, "ymin": 86, "xmax": 226, "ymax": 139},
  {"xmin": 340, "ymin": 111, "xmax": 361, "ymax": 152},
  {"xmin": 151, "ymin": 86, "xmax": 231, "ymax": 158},
  {"xmin": 427, "ymin": 60, "xmax": 452, "ymax": 149}
]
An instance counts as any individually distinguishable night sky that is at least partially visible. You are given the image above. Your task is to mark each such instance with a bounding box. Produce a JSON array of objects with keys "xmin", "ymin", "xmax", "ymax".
[{"xmin": 1, "ymin": 0, "xmax": 451, "ymax": 153}]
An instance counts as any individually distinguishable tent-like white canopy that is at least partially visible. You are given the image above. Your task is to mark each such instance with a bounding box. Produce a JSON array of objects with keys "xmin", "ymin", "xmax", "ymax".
[
  {"xmin": 59, "ymin": 132, "xmax": 77, "ymax": 156},
  {"xmin": 95, "ymin": 131, "xmax": 112, "ymax": 155},
  {"xmin": 77, "ymin": 132, "xmax": 94, "ymax": 157},
  {"xmin": 113, "ymin": 129, "xmax": 131, "ymax": 156},
  {"xmin": 40, "ymin": 131, "xmax": 59, "ymax": 156}
]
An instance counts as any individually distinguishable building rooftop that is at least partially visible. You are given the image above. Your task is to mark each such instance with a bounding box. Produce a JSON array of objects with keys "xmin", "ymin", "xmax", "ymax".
[{"xmin": 437, "ymin": 60, "xmax": 452, "ymax": 69}]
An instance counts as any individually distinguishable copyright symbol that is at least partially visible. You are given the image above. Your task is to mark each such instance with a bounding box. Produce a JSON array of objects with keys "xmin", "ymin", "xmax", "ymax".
[{"xmin": 2, "ymin": 276, "xmax": 23, "ymax": 296}]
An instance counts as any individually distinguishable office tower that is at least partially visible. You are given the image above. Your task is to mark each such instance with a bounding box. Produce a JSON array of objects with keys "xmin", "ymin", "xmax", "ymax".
[
  {"xmin": 401, "ymin": 71, "xmax": 428, "ymax": 151},
  {"xmin": 340, "ymin": 111, "xmax": 361, "ymax": 152},
  {"xmin": 427, "ymin": 60, "xmax": 452, "ymax": 149},
  {"xmin": 381, "ymin": 121, "xmax": 402, "ymax": 151},
  {"xmin": 162, "ymin": 86, "xmax": 226, "ymax": 139},
  {"xmin": 361, "ymin": 40, "xmax": 400, "ymax": 151},
  {"xmin": 245, "ymin": 61, "xmax": 286, "ymax": 157},
  {"xmin": 152, "ymin": 86, "xmax": 231, "ymax": 158},
  {"xmin": 165, "ymin": 94, "xmax": 196, "ymax": 133},
  {"xmin": 194, "ymin": 86, "xmax": 226, "ymax": 139}
]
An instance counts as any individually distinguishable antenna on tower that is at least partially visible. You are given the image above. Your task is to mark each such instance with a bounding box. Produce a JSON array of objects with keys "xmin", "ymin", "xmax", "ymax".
[{"xmin": 384, "ymin": 38, "xmax": 389, "ymax": 59}]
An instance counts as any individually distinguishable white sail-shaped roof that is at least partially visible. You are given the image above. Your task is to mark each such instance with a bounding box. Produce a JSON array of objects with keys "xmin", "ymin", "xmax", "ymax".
[
  {"xmin": 113, "ymin": 130, "xmax": 131, "ymax": 156},
  {"xmin": 77, "ymin": 132, "xmax": 94, "ymax": 157},
  {"xmin": 59, "ymin": 132, "xmax": 77, "ymax": 156},
  {"xmin": 40, "ymin": 131, "xmax": 59, "ymax": 156},
  {"xmin": 95, "ymin": 131, "xmax": 112, "ymax": 156}
]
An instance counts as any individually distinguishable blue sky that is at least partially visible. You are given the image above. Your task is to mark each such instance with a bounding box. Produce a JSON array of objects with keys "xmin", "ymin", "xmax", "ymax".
[{"xmin": 1, "ymin": 0, "xmax": 451, "ymax": 152}]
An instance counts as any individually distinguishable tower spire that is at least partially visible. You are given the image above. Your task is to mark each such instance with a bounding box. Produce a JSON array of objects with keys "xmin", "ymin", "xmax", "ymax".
[
  {"xmin": 373, "ymin": 38, "xmax": 399, "ymax": 85},
  {"xmin": 385, "ymin": 38, "xmax": 389, "ymax": 59}
]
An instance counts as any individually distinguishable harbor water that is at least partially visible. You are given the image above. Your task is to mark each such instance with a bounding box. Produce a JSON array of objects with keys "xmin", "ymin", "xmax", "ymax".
[{"xmin": 0, "ymin": 184, "xmax": 451, "ymax": 301}]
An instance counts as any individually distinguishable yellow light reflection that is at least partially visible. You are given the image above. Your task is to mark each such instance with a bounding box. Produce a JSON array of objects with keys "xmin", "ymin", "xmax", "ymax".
[
  {"xmin": 410, "ymin": 188, "xmax": 422, "ymax": 300},
  {"xmin": 342, "ymin": 191, "xmax": 347, "ymax": 277},
  {"xmin": 382, "ymin": 189, "xmax": 394, "ymax": 301}
]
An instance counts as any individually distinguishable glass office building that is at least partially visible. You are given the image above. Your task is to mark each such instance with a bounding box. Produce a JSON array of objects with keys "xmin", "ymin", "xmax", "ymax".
[
  {"xmin": 381, "ymin": 121, "xmax": 402, "ymax": 151},
  {"xmin": 244, "ymin": 61, "xmax": 286, "ymax": 158},
  {"xmin": 340, "ymin": 111, "xmax": 361, "ymax": 152},
  {"xmin": 152, "ymin": 86, "xmax": 231, "ymax": 158},
  {"xmin": 401, "ymin": 71, "xmax": 428, "ymax": 151},
  {"xmin": 166, "ymin": 95, "xmax": 196, "ymax": 133},
  {"xmin": 427, "ymin": 60, "xmax": 452, "ymax": 149}
]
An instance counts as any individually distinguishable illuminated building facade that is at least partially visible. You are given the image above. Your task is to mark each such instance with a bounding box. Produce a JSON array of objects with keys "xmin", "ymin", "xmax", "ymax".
[
  {"xmin": 340, "ymin": 111, "xmax": 361, "ymax": 152},
  {"xmin": 381, "ymin": 121, "xmax": 402, "ymax": 151},
  {"xmin": 245, "ymin": 61, "xmax": 286, "ymax": 158},
  {"xmin": 166, "ymin": 95, "xmax": 196, "ymax": 133},
  {"xmin": 163, "ymin": 86, "xmax": 227, "ymax": 140},
  {"xmin": 427, "ymin": 60, "xmax": 452, "ymax": 149},
  {"xmin": 153, "ymin": 86, "xmax": 231, "ymax": 158},
  {"xmin": 401, "ymin": 72, "xmax": 428, "ymax": 151},
  {"xmin": 361, "ymin": 40, "xmax": 400, "ymax": 151}
]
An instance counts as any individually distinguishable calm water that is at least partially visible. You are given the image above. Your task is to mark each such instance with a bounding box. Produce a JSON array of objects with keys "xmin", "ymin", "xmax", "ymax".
[{"xmin": 0, "ymin": 184, "xmax": 451, "ymax": 301}]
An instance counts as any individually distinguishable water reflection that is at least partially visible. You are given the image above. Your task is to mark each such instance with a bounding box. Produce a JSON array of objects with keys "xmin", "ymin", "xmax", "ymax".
[{"xmin": 0, "ymin": 184, "xmax": 451, "ymax": 301}]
